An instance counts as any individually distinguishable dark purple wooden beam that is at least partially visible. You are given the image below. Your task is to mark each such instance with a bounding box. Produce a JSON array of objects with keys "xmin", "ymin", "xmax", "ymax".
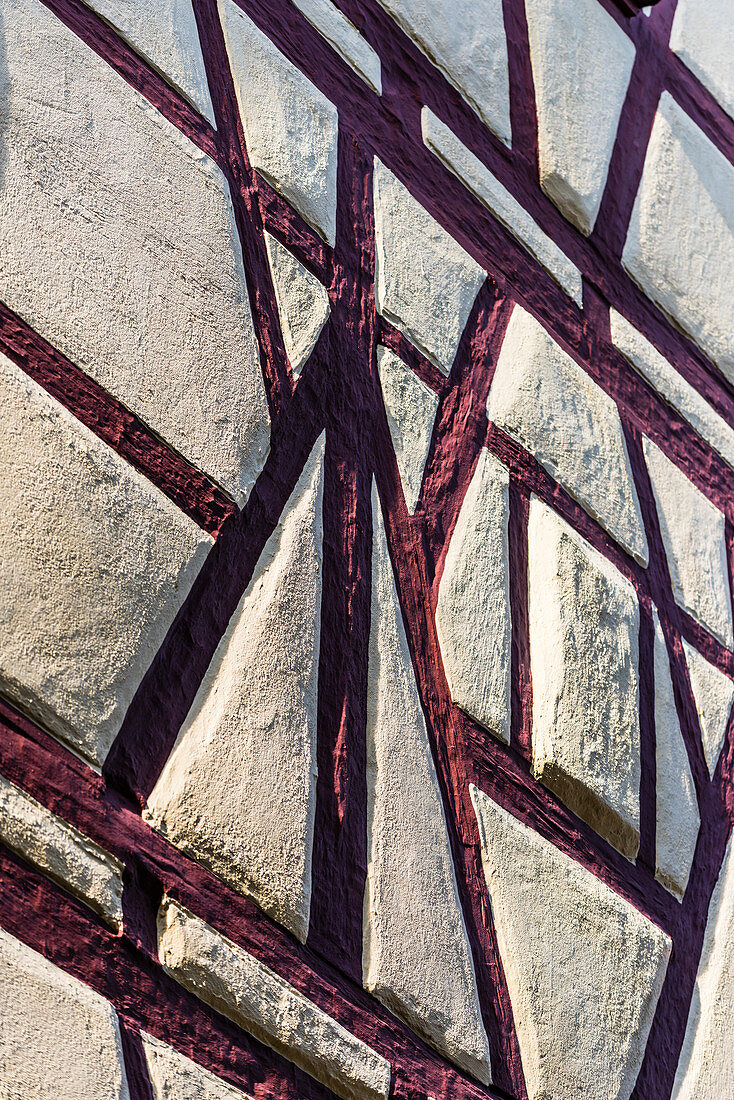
[{"xmin": 613, "ymin": 0, "xmax": 660, "ymax": 14}]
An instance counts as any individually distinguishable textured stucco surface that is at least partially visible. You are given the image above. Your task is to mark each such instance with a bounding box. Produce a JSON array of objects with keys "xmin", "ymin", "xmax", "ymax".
[
  {"xmin": 683, "ymin": 640, "xmax": 734, "ymax": 777},
  {"xmin": 528, "ymin": 499, "xmax": 641, "ymax": 859},
  {"xmin": 652, "ymin": 609, "xmax": 699, "ymax": 900},
  {"xmin": 623, "ymin": 93, "xmax": 734, "ymax": 383},
  {"xmin": 0, "ymin": 0, "xmax": 270, "ymax": 506},
  {"xmin": 0, "ymin": 353, "xmax": 211, "ymax": 767},
  {"xmin": 265, "ymin": 233, "xmax": 331, "ymax": 379},
  {"xmin": 0, "ymin": 927, "xmax": 130, "ymax": 1100},
  {"xmin": 670, "ymin": 0, "xmax": 734, "ymax": 140},
  {"xmin": 146, "ymin": 438, "xmax": 324, "ymax": 941},
  {"xmin": 472, "ymin": 786, "xmax": 671, "ymax": 1100},
  {"xmin": 374, "ymin": 160, "xmax": 486, "ymax": 374},
  {"xmin": 84, "ymin": 0, "xmax": 215, "ymax": 121},
  {"xmin": 611, "ymin": 310, "xmax": 734, "ymax": 471},
  {"xmin": 364, "ymin": 487, "xmax": 491, "ymax": 1083},
  {"xmin": 292, "ymin": 0, "xmax": 382, "ymax": 93},
  {"xmin": 376, "ymin": 345, "xmax": 439, "ymax": 513},
  {"xmin": 436, "ymin": 448, "xmax": 511, "ymax": 742},
  {"xmin": 525, "ymin": 0, "xmax": 636, "ymax": 233},
  {"xmin": 0, "ymin": 772, "xmax": 124, "ymax": 927},
  {"xmin": 488, "ymin": 306, "xmax": 648, "ymax": 564},
  {"xmin": 219, "ymin": 0, "xmax": 339, "ymax": 244},
  {"xmin": 422, "ymin": 108, "xmax": 583, "ymax": 305},
  {"xmin": 672, "ymin": 837, "xmax": 734, "ymax": 1098},
  {"xmin": 375, "ymin": 0, "xmax": 510, "ymax": 142},
  {"xmin": 142, "ymin": 1033, "xmax": 254, "ymax": 1100},
  {"xmin": 0, "ymin": 1, "xmax": 733, "ymax": 1098},
  {"xmin": 644, "ymin": 435, "xmax": 733, "ymax": 648},
  {"xmin": 158, "ymin": 898, "xmax": 391, "ymax": 1100}
]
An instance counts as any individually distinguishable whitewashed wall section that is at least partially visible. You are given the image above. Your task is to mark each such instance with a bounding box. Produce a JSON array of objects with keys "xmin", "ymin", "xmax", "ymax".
[{"xmin": 0, "ymin": 1, "xmax": 732, "ymax": 1100}]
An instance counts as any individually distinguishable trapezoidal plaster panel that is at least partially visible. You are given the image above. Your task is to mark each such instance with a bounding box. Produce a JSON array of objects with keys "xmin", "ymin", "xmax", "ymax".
[
  {"xmin": 435, "ymin": 447, "xmax": 512, "ymax": 743},
  {"xmin": 375, "ymin": 0, "xmax": 510, "ymax": 143},
  {"xmin": 525, "ymin": 0, "xmax": 636, "ymax": 234},
  {"xmin": 146, "ymin": 437, "xmax": 325, "ymax": 942},
  {"xmin": 471, "ymin": 786, "xmax": 671, "ymax": 1100},
  {"xmin": 291, "ymin": 0, "xmax": 382, "ymax": 94},
  {"xmin": 364, "ymin": 483, "xmax": 491, "ymax": 1084},
  {"xmin": 373, "ymin": 160, "xmax": 486, "ymax": 376},
  {"xmin": 0, "ymin": 773, "xmax": 124, "ymax": 928},
  {"xmin": 623, "ymin": 93, "xmax": 734, "ymax": 383},
  {"xmin": 0, "ymin": 353, "xmax": 211, "ymax": 768},
  {"xmin": 218, "ymin": 0, "xmax": 339, "ymax": 245},
  {"xmin": 488, "ymin": 305, "xmax": 648, "ymax": 565},
  {"xmin": 157, "ymin": 897, "xmax": 391, "ymax": 1100},
  {"xmin": 0, "ymin": 926, "xmax": 130, "ymax": 1100},
  {"xmin": 82, "ymin": 0, "xmax": 215, "ymax": 122},
  {"xmin": 528, "ymin": 498, "xmax": 641, "ymax": 859},
  {"xmin": 652, "ymin": 608, "xmax": 700, "ymax": 900},
  {"xmin": 670, "ymin": 0, "xmax": 734, "ymax": 123},
  {"xmin": 0, "ymin": 0, "xmax": 270, "ymax": 506}
]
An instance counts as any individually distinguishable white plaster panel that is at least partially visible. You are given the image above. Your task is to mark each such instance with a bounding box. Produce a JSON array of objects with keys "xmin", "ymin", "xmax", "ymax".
[
  {"xmin": 373, "ymin": 160, "xmax": 486, "ymax": 375},
  {"xmin": 683, "ymin": 640, "xmax": 734, "ymax": 777},
  {"xmin": 291, "ymin": 0, "xmax": 382, "ymax": 94},
  {"xmin": 146, "ymin": 438, "xmax": 324, "ymax": 943},
  {"xmin": 377, "ymin": 346, "xmax": 439, "ymax": 513},
  {"xmin": 83, "ymin": 0, "xmax": 215, "ymax": 122},
  {"xmin": 670, "ymin": 0, "xmax": 734, "ymax": 122},
  {"xmin": 528, "ymin": 498, "xmax": 641, "ymax": 859},
  {"xmin": 0, "ymin": 354, "xmax": 211, "ymax": 768},
  {"xmin": 375, "ymin": 0, "xmax": 510, "ymax": 142},
  {"xmin": 422, "ymin": 108, "xmax": 583, "ymax": 305},
  {"xmin": 611, "ymin": 310, "xmax": 734, "ymax": 472},
  {"xmin": 652, "ymin": 609, "xmax": 699, "ymax": 900},
  {"xmin": 471, "ymin": 786, "xmax": 671, "ymax": 1100},
  {"xmin": 488, "ymin": 306, "xmax": 649, "ymax": 565},
  {"xmin": 0, "ymin": 773, "xmax": 123, "ymax": 928},
  {"xmin": 218, "ymin": 0, "xmax": 338, "ymax": 244},
  {"xmin": 623, "ymin": 94, "xmax": 734, "ymax": 381},
  {"xmin": 643, "ymin": 436, "xmax": 733, "ymax": 649},
  {"xmin": 435, "ymin": 448, "xmax": 511, "ymax": 742},
  {"xmin": 0, "ymin": 927, "xmax": 130, "ymax": 1100},
  {"xmin": 265, "ymin": 233, "xmax": 330, "ymax": 379},
  {"xmin": 673, "ymin": 837, "xmax": 734, "ymax": 1098},
  {"xmin": 364, "ymin": 485, "xmax": 491, "ymax": 1083},
  {"xmin": 157, "ymin": 898, "xmax": 391, "ymax": 1100},
  {"xmin": 0, "ymin": 0, "xmax": 269, "ymax": 506},
  {"xmin": 525, "ymin": 0, "xmax": 636, "ymax": 233},
  {"xmin": 141, "ymin": 1032, "xmax": 252, "ymax": 1100}
]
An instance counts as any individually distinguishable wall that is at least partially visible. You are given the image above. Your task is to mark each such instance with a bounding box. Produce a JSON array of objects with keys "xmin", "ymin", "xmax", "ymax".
[{"xmin": 0, "ymin": 0, "xmax": 733, "ymax": 1098}]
